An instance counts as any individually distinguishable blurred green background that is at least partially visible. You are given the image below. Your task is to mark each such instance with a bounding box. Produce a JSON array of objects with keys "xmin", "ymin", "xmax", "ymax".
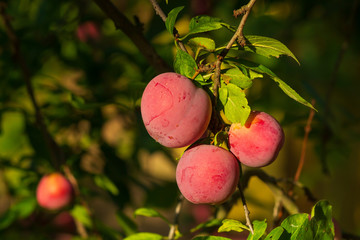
[{"xmin": 0, "ymin": 0, "xmax": 359, "ymax": 239}]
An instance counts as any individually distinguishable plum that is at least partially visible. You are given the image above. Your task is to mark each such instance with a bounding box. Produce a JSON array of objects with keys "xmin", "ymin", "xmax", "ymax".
[
  {"xmin": 36, "ymin": 173, "xmax": 73, "ymax": 210},
  {"xmin": 141, "ymin": 72, "xmax": 212, "ymax": 148},
  {"xmin": 176, "ymin": 145, "xmax": 239, "ymax": 204},
  {"xmin": 229, "ymin": 111, "xmax": 284, "ymax": 168}
]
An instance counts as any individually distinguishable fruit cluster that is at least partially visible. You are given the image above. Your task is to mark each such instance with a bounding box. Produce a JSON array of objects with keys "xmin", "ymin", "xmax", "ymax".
[{"xmin": 141, "ymin": 72, "xmax": 285, "ymax": 204}]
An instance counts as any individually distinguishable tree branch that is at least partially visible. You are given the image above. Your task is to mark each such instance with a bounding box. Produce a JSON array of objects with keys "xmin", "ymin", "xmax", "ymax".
[
  {"xmin": 213, "ymin": 0, "xmax": 257, "ymax": 98},
  {"xmin": 92, "ymin": 0, "xmax": 172, "ymax": 74},
  {"xmin": 148, "ymin": 0, "xmax": 188, "ymax": 53}
]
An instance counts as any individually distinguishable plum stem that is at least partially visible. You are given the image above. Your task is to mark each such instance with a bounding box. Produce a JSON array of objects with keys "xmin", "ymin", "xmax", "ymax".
[
  {"xmin": 148, "ymin": 0, "xmax": 188, "ymax": 53},
  {"xmin": 238, "ymin": 165, "xmax": 254, "ymax": 234},
  {"xmin": 168, "ymin": 194, "xmax": 184, "ymax": 240},
  {"xmin": 213, "ymin": 0, "xmax": 257, "ymax": 99}
]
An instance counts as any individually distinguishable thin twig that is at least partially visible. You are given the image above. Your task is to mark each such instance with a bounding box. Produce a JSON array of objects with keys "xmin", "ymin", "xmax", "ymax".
[
  {"xmin": 148, "ymin": 0, "xmax": 188, "ymax": 53},
  {"xmin": 237, "ymin": 175, "xmax": 254, "ymax": 234},
  {"xmin": 149, "ymin": 0, "xmax": 167, "ymax": 22},
  {"xmin": 293, "ymin": 99, "xmax": 316, "ymax": 183},
  {"xmin": 274, "ymin": 100, "xmax": 316, "ymax": 223},
  {"xmin": 168, "ymin": 194, "xmax": 184, "ymax": 240}
]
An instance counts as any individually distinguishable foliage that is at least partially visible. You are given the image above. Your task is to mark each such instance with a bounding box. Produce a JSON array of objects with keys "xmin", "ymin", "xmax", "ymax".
[{"xmin": 0, "ymin": 0, "xmax": 359, "ymax": 239}]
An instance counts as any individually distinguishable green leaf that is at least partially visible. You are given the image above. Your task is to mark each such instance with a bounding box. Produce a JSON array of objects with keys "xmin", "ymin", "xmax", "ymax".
[
  {"xmin": 12, "ymin": 197, "xmax": 37, "ymax": 219},
  {"xmin": 226, "ymin": 58, "xmax": 315, "ymax": 110},
  {"xmin": 244, "ymin": 35, "xmax": 300, "ymax": 65},
  {"xmin": 264, "ymin": 226, "xmax": 286, "ymax": 240},
  {"xmin": 124, "ymin": 232, "xmax": 163, "ymax": 240},
  {"xmin": 182, "ymin": 16, "xmax": 224, "ymax": 39},
  {"xmin": 116, "ymin": 211, "xmax": 138, "ymax": 236},
  {"xmin": 94, "ymin": 174, "xmax": 119, "ymax": 195},
  {"xmin": 218, "ymin": 219, "xmax": 249, "ymax": 233},
  {"xmin": 165, "ymin": 6, "xmax": 184, "ymax": 34},
  {"xmin": 188, "ymin": 37, "xmax": 216, "ymax": 52},
  {"xmin": 71, "ymin": 204, "xmax": 93, "ymax": 227},
  {"xmin": 134, "ymin": 208, "xmax": 169, "ymax": 224},
  {"xmin": 310, "ymin": 200, "xmax": 334, "ymax": 240},
  {"xmin": 174, "ymin": 49, "xmax": 197, "ymax": 78},
  {"xmin": 218, "ymin": 85, "xmax": 228, "ymax": 106},
  {"xmin": 247, "ymin": 220, "xmax": 267, "ymax": 240},
  {"xmin": 281, "ymin": 213, "xmax": 312, "ymax": 240},
  {"xmin": 223, "ymin": 68, "xmax": 253, "ymax": 89},
  {"xmin": 191, "ymin": 218, "xmax": 223, "ymax": 232},
  {"xmin": 219, "ymin": 83, "xmax": 251, "ymax": 125},
  {"xmin": 193, "ymin": 236, "xmax": 232, "ymax": 240},
  {"xmin": 271, "ymin": 76, "xmax": 316, "ymax": 111},
  {"xmin": 0, "ymin": 210, "xmax": 17, "ymax": 230},
  {"xmin": 0, "ymin": 196, "xmax": 37, "ymax": 230}
]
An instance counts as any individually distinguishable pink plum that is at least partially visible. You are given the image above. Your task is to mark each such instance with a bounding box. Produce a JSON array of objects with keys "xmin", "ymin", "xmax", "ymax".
[
  {"xmin": 229, "ymin": 111, "xmax": 284, "ymax": 168},
  {"xmin": 141, "ymin": 72, "xmax": 212, "ymax": 148},
  {"xmin": 36, "ymin": 173, "xmax": 73, "ymax": 210},
  {"xmin": 76, "ymin": 21, "xmax": 101, "ymax": 43},
  {"xmin": 176, "ymin": 145, "xmax": 239, "ymax": 204}
]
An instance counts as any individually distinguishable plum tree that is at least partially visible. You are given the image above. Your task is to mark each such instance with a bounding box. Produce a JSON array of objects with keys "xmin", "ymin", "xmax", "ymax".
[
  {"xmin": 176, "ymin": 145, "xmax": 239, "ymax": 204},
  {"xmin": 141, "ymin": 72, "xmax": 212, "ymax": 148},
  {"xmin": 36, "ymin": 173, "xmax": 74, "ymax": 210},
  {"xmin": 229, "ymin": 111, "xmax": 284, "ymax": 168}
]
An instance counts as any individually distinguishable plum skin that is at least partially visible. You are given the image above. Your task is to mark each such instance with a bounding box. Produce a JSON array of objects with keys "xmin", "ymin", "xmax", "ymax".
[
  {"xmin": 36, "ymin": 173, "xmax": 73, "ymax": 210},
  {"xmin": 141, "ymin": 72, "xmax": 212, "ymax": 148},
  {"xmin": 229, "ymin": 111, "xmax": 284, "ymax": 168},
  {"xmin": 176, "ymin": 145, "xmax": 240, "ymax": 204}
]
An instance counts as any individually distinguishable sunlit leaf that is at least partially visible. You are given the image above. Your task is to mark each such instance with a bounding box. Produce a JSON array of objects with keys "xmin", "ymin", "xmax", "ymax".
[
  {"xmin": 182, "ymin": 16, "xmax": 224, "ymax": 39},
  {"xmin": 94, "ymin": 174, "xmax": 119, "ymax": 195},
  {"xmin": 71, "ymin": 205, "xmax": 93, "ymax": 227},
  {"xmin": 247, "ymin": 220, "xmax": 267, "ymax": 240},
  {"xmin": 165, "ymin": 6, "xmax": 184, "ymax": 34},
  {"xmin": 191, "ymin": 219, "xmax": 222, "ymax": 232},
  {"xmin": 188, "ymin": 37, "xmax": 216, "ymax": 52},
  {"xmin": 223, "ymin": 68, "xmax": 252, "ymax": 89},
  {"xmin": 225, "ymin": 58, "xmax": 315, "ymax": 110},
  {"xmin": 218, "ymin": 219, "xmax": 248, "ymax": 233},
  {"xmin": 281, "ymin": 213, "xmax": 312, "ymax": 240},
  {"xmin": 124, "ymin": 232, "xmax": 163, "ymax": 240},
  {"xmin": 174, "ymin": 49, "xmax": 197, "ymax": 78},
  {"xmin": 264, "ymin": 226, "xmax": 286, "ymax": 240},
  {"xmin": 193, "ymin": 236, "xmax": 232, "ymax": 240},
  {"xmin": 310, "ymin": 200, "xmax": 334, "ymax": 240},
  {"xmin": 134, "ymin": 208, "xmax": 169, "ymax": 224},
  {"xmin": 244, "ymin": 35, "xmax": 300, "ymax": 65},
  {"xmin": 219, "ymin": 83, "xmax": 251, "ymax": 125}
]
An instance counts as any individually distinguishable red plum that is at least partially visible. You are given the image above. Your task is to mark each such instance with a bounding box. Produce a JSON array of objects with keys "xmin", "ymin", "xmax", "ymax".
[
  {"xmin": 176, "ymin": 145, "xmax": 239, "ymax": 204},
  {"xmin": 36, "ymin": 173, "xmax": 73, "ymax": 210},
  {"xmin": 229, "ymin": 111, "xmax": 284, "ymax": 168},
  {"xmin": 141, "ymin": 72, "xmax": 212, "ymax": 148}
]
